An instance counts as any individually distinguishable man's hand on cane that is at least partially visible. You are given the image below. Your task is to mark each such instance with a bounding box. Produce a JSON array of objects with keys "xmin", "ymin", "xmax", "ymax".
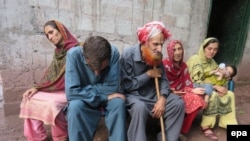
[
  {"xmin": 147, "ymin": 68, "xmax": 162, "ymax": 78},
  {"xmin": 152, "ymin": 95, "xmax": 166, "ymax": 118}
]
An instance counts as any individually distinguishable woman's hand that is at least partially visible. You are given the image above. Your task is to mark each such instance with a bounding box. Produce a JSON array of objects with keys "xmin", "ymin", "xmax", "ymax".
[
  {"xmin": 173, "ymin": 91, "xmax": 186, "ymax": 96},
  {"xmin": 213, "ymin": 85, "xmax": 227, "ymax": 96},
  {"xmin": 152, "ymin": 96, "xmax": 166, "ymax": 118},
  {"xmin": 191, "ymin": 87, "xmax": 205, "ymax": 95},
  {"xmin": 22, "ymin": 87, "xmax": 38, "ymax": 102},
  {"xmin": 171, "ymin": 88, "xmax": 185, "ymax": 96}
]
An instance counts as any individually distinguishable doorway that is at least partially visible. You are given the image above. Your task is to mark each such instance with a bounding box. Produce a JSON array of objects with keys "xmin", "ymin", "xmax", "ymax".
[{"xmin": 207, "ymin": 0, "xmax": 250, "ymax": 66}]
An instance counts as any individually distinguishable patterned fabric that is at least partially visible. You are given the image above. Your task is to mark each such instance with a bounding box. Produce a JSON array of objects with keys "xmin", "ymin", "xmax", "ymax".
[
  {"xmin": 137, "ymin": 21, "xmax": 171, "ymax": 44},
  {"xmin": 187, "ymin": 37, "xmax": 235, "ymax": 117},
  {"xmin": 186, "ymin": 37, "xmax": 218, "ymax": 84},
  {"xmin": 204, "ymin": 71, "xmax": 228, "ymax": 86},
  {"xmin": 164, "ymin": 40, "xmax": 193, "ymax": 89},
  {"xmin": 203, "ymin": 91, "xmax": 232, "ymax": 115},
  {"xmin": 20, "ymin": 20, "xmax": 78, "ymax": 125},
  {"xmin": 163, "ymin": 40, "xmax": 206, "ymax": 113},
  {"xmin": 201, "ymin": 91, "xmax": 237, "ymax": 129},
  {"xmin": 34, "ymin": 20, "xmax": 79, "ymax": 91}
]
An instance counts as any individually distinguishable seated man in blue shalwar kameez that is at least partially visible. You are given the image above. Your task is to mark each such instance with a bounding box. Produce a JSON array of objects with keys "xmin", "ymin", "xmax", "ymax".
[{"xmin": 65, "ymin": 36, "xmax": 126, "ymax": 141}]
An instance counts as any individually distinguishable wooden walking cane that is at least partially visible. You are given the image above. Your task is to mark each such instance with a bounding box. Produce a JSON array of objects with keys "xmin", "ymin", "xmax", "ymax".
[
  {"xmin": 142, "ymin": 45, "xmax": 166, "ymax": 141},
  {"xmin": 154, "ymin": 65, "xmax": 166, "ymax": 141}
]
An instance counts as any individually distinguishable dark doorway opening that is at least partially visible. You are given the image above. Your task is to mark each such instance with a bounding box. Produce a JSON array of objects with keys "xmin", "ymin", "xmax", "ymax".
[{"xmin": 207, "ymin": 0, "xmax": 250, "ymax": 66}]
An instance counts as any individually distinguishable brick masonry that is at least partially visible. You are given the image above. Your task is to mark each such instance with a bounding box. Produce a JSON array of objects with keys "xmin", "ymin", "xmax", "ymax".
[{"xmin": 0, "ymin": 0, "xmax": 249, "ymax": 116}]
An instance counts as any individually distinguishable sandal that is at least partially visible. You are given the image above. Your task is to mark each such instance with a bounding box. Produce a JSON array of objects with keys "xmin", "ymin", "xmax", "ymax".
[{"xmin": 201, "ymin": 128, "xmax": 218, "ymax": 141}]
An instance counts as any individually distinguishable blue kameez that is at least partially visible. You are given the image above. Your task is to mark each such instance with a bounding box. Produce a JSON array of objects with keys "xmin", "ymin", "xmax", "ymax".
[{"xmin": 65, "ymin": 46, "xmax": 126, "ymax": 141}]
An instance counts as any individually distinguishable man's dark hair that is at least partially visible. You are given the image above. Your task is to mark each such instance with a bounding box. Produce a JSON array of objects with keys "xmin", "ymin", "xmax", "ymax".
[{"xmin": 83, "ymin": 36, "xmax": 111, "ymax": 70}]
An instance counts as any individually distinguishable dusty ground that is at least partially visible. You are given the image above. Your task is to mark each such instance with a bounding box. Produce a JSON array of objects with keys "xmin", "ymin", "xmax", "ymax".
[{"xmin": 0, "ymin": 81, "xmax": 250, "ymax": 141}]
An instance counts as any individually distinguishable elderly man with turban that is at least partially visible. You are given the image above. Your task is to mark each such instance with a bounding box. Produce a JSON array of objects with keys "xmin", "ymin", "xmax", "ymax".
[{"xmin": 120, "ymin": 21, "xmax": 185, "ymax": 141}]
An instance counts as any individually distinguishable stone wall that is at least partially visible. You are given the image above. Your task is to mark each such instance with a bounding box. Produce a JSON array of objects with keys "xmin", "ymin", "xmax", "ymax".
[{"xmin": 0, "ymin": 0, "xmax": 214, "ymax": 115}]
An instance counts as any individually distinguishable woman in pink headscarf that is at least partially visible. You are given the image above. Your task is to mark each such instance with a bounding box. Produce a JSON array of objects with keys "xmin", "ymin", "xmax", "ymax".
[
  {"xmin": 121, "ymin": 21, "xmax": 185, "ymax": 141},
  {"xmin": 163, "ymin": 40, "xmax": 206, "ymax": 139},
  {"xmin": 19, "ymin": 20, "xmax": 79, "ymax": 141}
]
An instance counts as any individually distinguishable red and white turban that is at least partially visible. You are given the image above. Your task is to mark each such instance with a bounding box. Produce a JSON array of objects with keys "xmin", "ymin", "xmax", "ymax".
[{"xmin": 137, "ymin": 21, "xmax": 171, "ymax": 44}]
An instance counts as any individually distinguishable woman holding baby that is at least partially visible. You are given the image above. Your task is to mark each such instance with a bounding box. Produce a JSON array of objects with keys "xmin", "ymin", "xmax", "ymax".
[{"xmin": 187, "ymin": 37, "xmax": 238, "ymax": 140}]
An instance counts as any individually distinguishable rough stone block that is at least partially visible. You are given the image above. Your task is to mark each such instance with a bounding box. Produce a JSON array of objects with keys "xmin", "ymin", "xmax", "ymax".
[
  {"xmin": 3, "ymin": 87, "xmax": 25, "ymax": 103},
  {"xmin": 3, "ymin": 102, "xmax": 20, "ymax": 116}
]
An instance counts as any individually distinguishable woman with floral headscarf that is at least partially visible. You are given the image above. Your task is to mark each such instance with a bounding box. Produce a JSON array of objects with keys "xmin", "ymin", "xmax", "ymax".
[
  {"xmin": 19, "ymin": 20, "xmax": 79, "ymax": 141},
  {"xmin": 163, "ymin": 40, "xmax": 206, "ymax": 140},
  {"xmin": 187, "ymin": 37, "xmax": 237, "ymax": 140}
]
